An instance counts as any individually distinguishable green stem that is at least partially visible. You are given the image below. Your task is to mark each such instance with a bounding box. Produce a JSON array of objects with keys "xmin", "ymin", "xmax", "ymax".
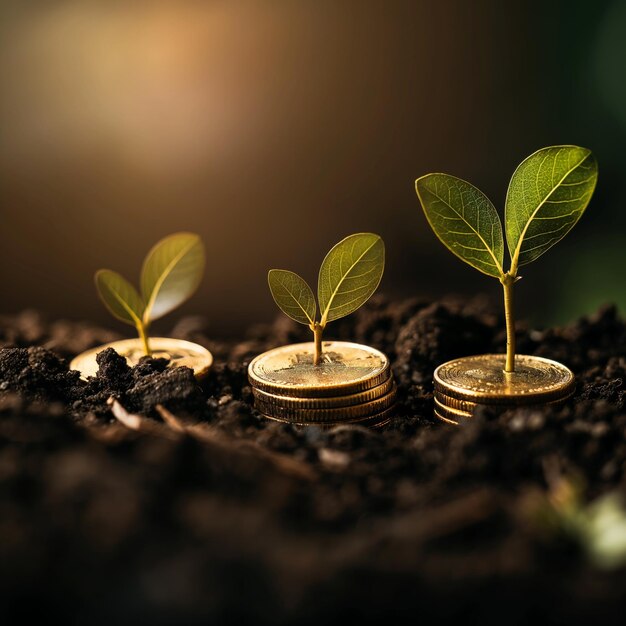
[
  {"xmin": 137, "ymin": 322, "xmax": 152, "ymax": 356},
  {"xmin": 313, "ymin": 323, "xmax": 324, "ymax": 366},
  {"xmin": 501, "ymin": 274, "xmax": 516, "ymax": 373}
]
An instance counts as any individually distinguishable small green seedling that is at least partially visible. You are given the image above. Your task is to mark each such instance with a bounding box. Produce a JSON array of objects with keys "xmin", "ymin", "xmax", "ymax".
[
  {"xmin": 95, "ymin": 232, "xmax": 205, "ymax": 356},
  {"xmin": 416, "ymin": 145, "xmax": 598, "ymax": 373},
  {"xmin": 524, "ymin": 475, "xmax": 626, "ymax": 570},
  {"xmin": 268, "ymin": 233, "xmax": 385, "ymax": 365}
]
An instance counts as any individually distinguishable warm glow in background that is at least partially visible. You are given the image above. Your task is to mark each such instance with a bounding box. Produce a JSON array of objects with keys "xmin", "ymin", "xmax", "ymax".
[{"xmin": 1, "ymin": 0, "xmax": 624, "ymax": 336}]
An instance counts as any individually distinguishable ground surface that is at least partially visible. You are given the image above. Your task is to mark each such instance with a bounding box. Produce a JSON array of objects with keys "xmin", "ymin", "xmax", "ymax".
[{"xmin": 1, "ymin": 296, "xmax": 625, "ymax": 624}]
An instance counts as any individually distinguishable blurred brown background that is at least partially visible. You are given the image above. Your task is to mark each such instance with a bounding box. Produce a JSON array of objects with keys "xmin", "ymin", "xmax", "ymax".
[{"xmin": 1, "ymin": 0, "xmax": 624, "ymax": 336}]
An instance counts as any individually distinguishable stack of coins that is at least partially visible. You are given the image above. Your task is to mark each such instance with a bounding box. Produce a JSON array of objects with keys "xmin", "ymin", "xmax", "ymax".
[
  {"xmin": 248, "ymin": 341, "xmax": 396, "ymax": 427},
  {"xmin": 433, "ymin": 354, "xmax": 575, "ymax": 424}
]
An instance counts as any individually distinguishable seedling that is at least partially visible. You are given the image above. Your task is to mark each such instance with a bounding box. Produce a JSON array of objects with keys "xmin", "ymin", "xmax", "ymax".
[
  {"xmin": 416, "ymin": 145, "xmax": 598, "ymax": 373},
  {"xmin": 95, "ymin": 232, "xmax": 205, "ymax": 356},
  {"xmin": 523, "ymin": 475, "xmax": 626, "ymax": 570},
  {"xmin": 268, "ymin": 233, "xmax": 385, "ymax": 365}
]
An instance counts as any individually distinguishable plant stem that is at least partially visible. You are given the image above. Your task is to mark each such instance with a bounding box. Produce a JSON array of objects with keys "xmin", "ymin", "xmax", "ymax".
[
  {"xmin": 501, "ymin": 273, "xmax": 516, "ymax": 373},
  {"xmin": 313, "ymin": 323, "xmax": 323, "ymax": 366},
  {"xmin": 137, "ymin": 322, "xmax": 152, "ymax": 356}
]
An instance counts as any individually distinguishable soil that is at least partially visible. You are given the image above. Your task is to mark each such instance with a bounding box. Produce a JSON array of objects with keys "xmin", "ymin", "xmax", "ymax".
[{"xmin": 1, "ymin": 297, "xmax": 625, "ymax": 624}]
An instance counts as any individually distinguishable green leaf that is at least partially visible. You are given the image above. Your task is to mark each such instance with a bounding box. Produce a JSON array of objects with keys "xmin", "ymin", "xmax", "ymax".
[
  {"xmin": 415, "ymin": 173, "xmax": 504, "ymax": 278},
  {"xmin": 505, "ymin": 145, "xmax": 598, "ymax": 271},
  {"xmin": 268, "ymin": 269, "xmax": 316, "ymax": 326},
  {"xmin": 318, "ymin": 233, "xmax": 385, "ymax": 325},
  {"xmin": 95, "ymin": 269, "xmax": 144, "ymax": 327},
  {"xmin": 141, "ymin": 232, "xmax": 205, "ymax": 324}
]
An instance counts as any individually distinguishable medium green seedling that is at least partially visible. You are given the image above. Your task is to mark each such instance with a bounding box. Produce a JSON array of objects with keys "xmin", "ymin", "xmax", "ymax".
[
  {"xmin": 95, "ymin": 232, "xmax": 205, "ymax": 356},
  {"xmin": 268, "ymin": 233, "xmax": 385, "ymax": 365},
  {"xmin": 416, "ymin": 145, "xmax": 598, "ymax": 373}
]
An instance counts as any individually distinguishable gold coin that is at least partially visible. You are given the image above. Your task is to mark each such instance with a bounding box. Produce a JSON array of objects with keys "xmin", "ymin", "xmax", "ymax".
[
  {"xmin": 252, "ymin": 375, "xmax": 394, "ymax": 409},
  {"xmin": 433, "ymin": 395, "xmax": 472, "ymax": 424},
  {"xmin": 434, "ymin": 407, "xmax": 464, "ymax": 426},
  {"xmin": 248, "ymin": 341, "xmax": 390, "ymax": 398},
  {"xmin": 434, "ymin": 390, "xmax": 575, "ymax": 426},
  {"xmin": 434, "ymin": 391, "xmax": 476, "ymax": 414},
  {"xmin": 262, "ymin": 405, "xmax": 395, "ymax": 428},
  {"xmin": 70, "ymin": 337, "xmax": 213, "ymax": 380},
  {"xmin": 254, "ymin": 385, "xmax": 397, "ymax": 422},
  {"xmin": 434, "ymin": 354, "xmax": 574, "ymax": 405},
  {"xmin": 435, "ymin": 389, "xmax": 575, "ymax": 415}
]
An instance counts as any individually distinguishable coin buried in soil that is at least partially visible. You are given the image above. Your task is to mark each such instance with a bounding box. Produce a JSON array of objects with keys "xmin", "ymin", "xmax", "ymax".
[
  {"xmin": 435, "ymin": 388, "xmax": 575, "ymax": 415},
  {"xmin": 252, "ymin": 376, "xmax": 394, "ymax": 409},
  {"xmin": 248, "ymin": 341, "xmax": 390, "ymax": 398},
  {"xmin": 70, "ymin": 337, "xmax": 213, "ymax": 380},
  {"xmin": 433, "ymin": 389, "xmax": 575, "ymax": 426},
  {"xmin": 254, "ymin": 385, "xmax": 397, "ymax": 422},
  {"xmin": 262, "ymin": 405, "xmax": 396, "ymax": 429},
  {"xmin": 433, "ymin": 397, "xmax": 472, "ymax": 425},
  {"xmin": 434, "ymin": 354, "xmax": 574, "ymax": 405}
]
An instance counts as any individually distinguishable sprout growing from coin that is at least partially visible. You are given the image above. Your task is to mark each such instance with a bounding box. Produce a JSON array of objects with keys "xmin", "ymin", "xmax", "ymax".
[
  {"xmin": 268, "ymin": 233, "xmax": 385, "ymax": 365},
  {"xmin": 251, "ymin": 233, "xmax": 393, "ymax": 427},
  {"xmin": 416, "ymin": 146, "xmax": 597, "ymax": 422},
  {"xmin": 70, "ymin": 232, "xmax": 213, "ymax": 381},
  {"xmin": 95, "ymin": 232, "xmax": 205, "ymax": 356},
  {"xmin": 416, "ymin": 145, "xmax": 598, "ymax": 373}
]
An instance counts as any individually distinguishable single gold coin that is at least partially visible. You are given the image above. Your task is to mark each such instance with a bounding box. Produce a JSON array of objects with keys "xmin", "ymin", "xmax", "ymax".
[
  {"xmin": 252, "ymin": 376, "xmax": 394, "ymax": 409},
  {"xmin": 70, "ymin": 337, "xmax": 213, "ymax": 380},
  {"xmin": 255, "ymin": 385, "xmax": 397, "ymax": 422},
  {"xmin": 248, "ymin": 341, "xmax": 390, "ymax": 398},
  {"xmin": 262, "ymin": 405, "xmax": 395, "ymax": 428},
  {"xmin": 434, "ymin": 354, "xmax": 575, "ymax": 405}
]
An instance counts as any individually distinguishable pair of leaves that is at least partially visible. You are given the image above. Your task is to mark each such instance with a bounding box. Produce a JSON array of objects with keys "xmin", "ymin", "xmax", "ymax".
[
  {"xmin": 268, "ymin": 233, "xmax": 384, "ymax": 328},
  {"xmin": 95, "ymin": 232, "xmax": 205, "ymax": 328},
  {"xmin": 415, "ymin": 145, "xmax": 598, "ymax": 278}
]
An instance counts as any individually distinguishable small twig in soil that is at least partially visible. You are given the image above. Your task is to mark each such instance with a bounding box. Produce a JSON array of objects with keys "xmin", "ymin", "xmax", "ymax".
[
  {"xmin": 156, "ymin": 404, "xmax": 317, "ymax": 482},
  {"xmin": 384, "ymin": 489, "xmax": 501, "ymax": 544},
  {"xmin": 157, "ymin": 405, "xmax": 187, "ymax": 432},
  {"xmin": 109, "ymin": 397, "xmax": 316, "ymax": 481},
  {"xmin": 108, "ymin": 398, "xmax": 179, "ymax": 440}
]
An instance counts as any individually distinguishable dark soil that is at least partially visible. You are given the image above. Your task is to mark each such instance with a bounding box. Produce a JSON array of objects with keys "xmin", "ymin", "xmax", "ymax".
[{"xmin": 1, "ymin": 297, "xmax": 625, "ymax": 624}]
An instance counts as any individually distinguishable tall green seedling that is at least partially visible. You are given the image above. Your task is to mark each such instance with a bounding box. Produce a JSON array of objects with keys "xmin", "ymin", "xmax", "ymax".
[{"xmin": 416, "ymin": 145, "xmax": 598, "ymax": 372}]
